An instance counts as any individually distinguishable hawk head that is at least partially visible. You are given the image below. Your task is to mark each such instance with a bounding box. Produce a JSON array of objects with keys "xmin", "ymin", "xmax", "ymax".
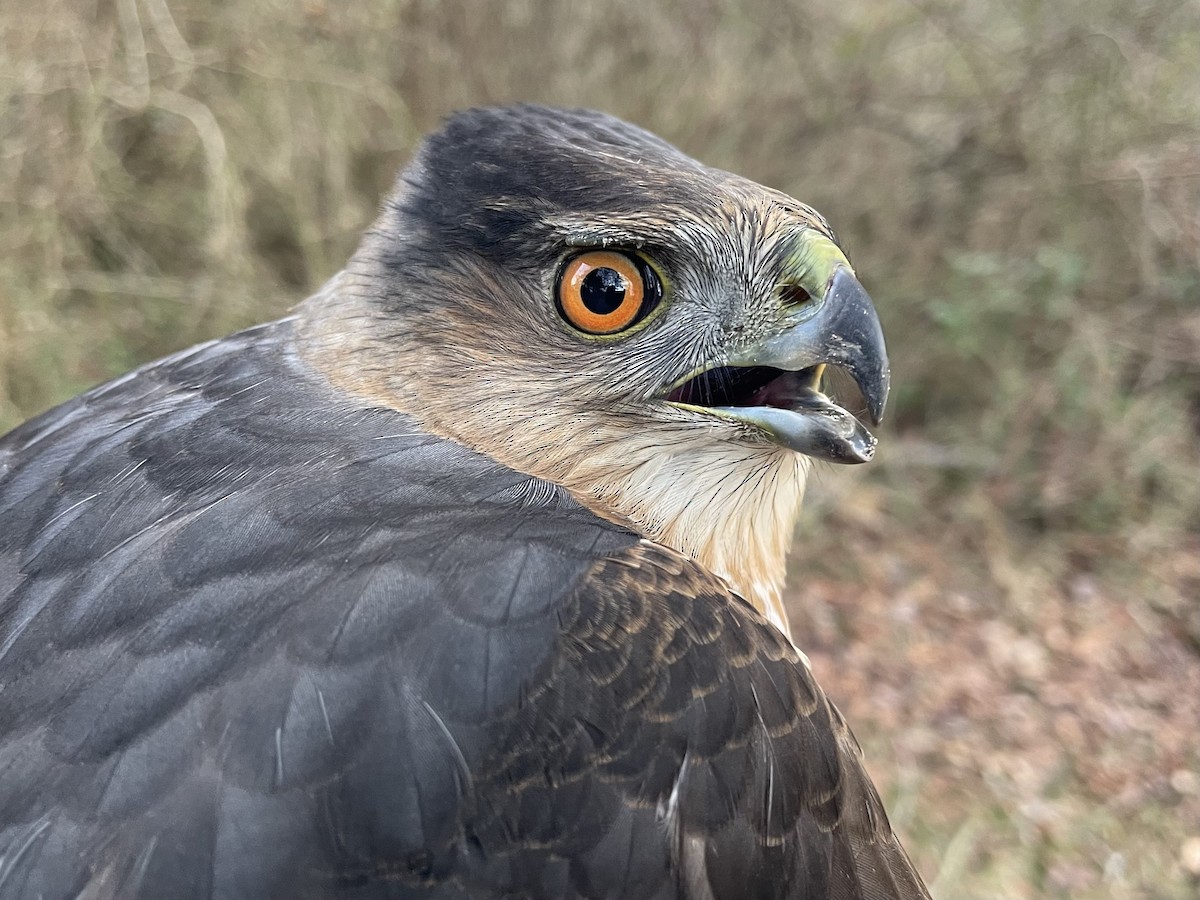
[{"xmin": 299, "ymin": 105, "xmax": 888, "ymax": 634}]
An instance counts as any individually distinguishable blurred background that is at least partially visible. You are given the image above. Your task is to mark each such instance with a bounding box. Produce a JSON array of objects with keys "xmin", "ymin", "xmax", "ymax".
[{"xmin": 2, "ymin": 0, "xmax": 1198, "ymax": 895}]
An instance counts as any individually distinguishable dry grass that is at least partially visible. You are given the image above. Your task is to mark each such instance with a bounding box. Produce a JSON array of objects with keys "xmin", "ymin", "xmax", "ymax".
[{"xmin": 2, "ymin": 1, "xmax": 1198, "ymax": 896}]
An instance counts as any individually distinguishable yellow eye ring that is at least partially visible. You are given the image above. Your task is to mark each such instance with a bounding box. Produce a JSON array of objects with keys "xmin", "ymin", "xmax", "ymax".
[{"xmin": 557, "ymin": 250, "xmax": 660, "ymax": 335}]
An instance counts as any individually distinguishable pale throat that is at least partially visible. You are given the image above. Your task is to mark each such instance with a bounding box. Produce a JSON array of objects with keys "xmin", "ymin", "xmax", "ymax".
[
  {"xmin": 418, "ymin": 400, "xmax": 816, "ymax": 639},
  {"xmin": 551, "ymin": 433, "xmax": 810, "ymax": 639}
]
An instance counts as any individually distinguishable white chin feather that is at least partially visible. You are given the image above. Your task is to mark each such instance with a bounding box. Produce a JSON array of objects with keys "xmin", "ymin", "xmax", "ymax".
[{"xmin": 560, "ymin": 426, "xmax": 811, "ymax": 639}]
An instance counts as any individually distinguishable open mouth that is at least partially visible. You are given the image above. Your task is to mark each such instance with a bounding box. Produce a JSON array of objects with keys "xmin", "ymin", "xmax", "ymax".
[
  {"xmin": 663, "ymin": 364, "xmax": 822, "ymax": 409},
  {"xmin": 661, "ymin": 363, "xmax": 879, "ymax": 463},
  {"xmin": 653, "ymin": 266, "xmax": 888, "ymax": 463}
]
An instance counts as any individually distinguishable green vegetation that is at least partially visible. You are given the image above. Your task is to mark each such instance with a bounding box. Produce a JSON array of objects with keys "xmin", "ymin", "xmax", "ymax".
[{"xmin": 3, "ymin": 1, "xmax": 1197, "ymax": 896}]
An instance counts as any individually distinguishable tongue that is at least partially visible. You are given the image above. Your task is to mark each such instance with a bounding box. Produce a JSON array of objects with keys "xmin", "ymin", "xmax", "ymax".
[
  {"xmin": 723, "ymin": 371, "xmax": 879, "ymax": 463},
  {"xmin": 747, "ymin": 370, "xmax": 819, "ymax": 408}
]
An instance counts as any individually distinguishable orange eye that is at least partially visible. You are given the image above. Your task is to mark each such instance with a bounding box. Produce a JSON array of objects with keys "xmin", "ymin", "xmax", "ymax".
[{"xmin": 557, "ymin": 250, "xmax": 661, "ymax": 335}]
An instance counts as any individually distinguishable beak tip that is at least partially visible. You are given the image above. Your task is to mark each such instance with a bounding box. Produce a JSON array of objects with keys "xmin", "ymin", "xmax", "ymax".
[
  {"xmin": 868, "ymin": 366, "xmax": 890, "ymax": 426},
  {"xmin": 826, "ymin": 267, "xmax": 890, "ymax": 430}
]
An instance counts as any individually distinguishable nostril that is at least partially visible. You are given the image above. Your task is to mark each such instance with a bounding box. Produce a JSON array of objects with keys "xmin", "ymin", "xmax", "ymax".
[{"xmin": 780, "ymin": 284, "xmax": 812, "ymax": 307}]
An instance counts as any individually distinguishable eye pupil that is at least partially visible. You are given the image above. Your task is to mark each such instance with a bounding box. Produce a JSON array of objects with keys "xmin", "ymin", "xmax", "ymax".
[{"xmin": 580, "ymin": 267, "xmax": 628, "ymax": 315}]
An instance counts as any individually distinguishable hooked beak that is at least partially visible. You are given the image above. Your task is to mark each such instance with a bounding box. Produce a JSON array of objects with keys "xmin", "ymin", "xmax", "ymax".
[{"xmin": 662, "ymin": 266, "xmax": 890, "ymax": 464}]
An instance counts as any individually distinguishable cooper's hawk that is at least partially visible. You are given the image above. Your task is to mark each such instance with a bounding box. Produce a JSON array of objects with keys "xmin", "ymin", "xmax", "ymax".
[{"xmin": 0, "ymin": 105, "xmax": 928, "ymax": 899}]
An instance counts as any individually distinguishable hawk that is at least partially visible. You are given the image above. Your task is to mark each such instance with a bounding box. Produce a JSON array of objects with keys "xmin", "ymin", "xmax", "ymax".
[{"xmin": 0, "ymin": 105, "xmax": 929, "ymax": 899}]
